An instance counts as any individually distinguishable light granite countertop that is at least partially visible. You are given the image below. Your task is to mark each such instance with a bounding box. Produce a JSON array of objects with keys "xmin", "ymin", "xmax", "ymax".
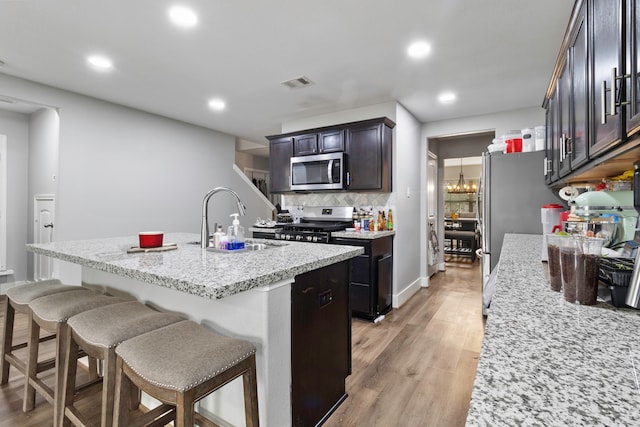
[
  {"xmin": 331, "ymin": 230, "xmax": 395, "ymax": 240},
  {"xmin": 466, "ymin": 233, "xmax": 640, "ymax": 426},
  {"xmin": 26, "ymin": 232, "xmax": 363, "ymax": 300}
]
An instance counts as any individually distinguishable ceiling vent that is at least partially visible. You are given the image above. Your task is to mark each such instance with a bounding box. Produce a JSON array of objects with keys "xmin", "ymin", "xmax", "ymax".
[{"xmin": 281, "ymin": 76, "xmax": 314, "ymax": 89}]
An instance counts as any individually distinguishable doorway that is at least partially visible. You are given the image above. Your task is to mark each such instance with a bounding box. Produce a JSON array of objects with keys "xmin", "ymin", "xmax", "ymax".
[{"xmin": 33, "ymin": 195, "xmax": 55, "ymax": 280}]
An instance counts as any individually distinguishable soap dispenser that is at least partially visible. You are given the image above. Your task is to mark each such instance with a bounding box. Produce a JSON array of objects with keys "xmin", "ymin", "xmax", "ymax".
[{"xmin": 227, "ymin": 213, "xmax": 245, "ymax": 250}]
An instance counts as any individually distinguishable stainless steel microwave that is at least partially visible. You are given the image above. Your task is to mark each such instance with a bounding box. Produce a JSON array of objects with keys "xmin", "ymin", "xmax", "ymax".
[{"xmin": 290, "ymin": 152, "xmax": 345, "ymax": 191}]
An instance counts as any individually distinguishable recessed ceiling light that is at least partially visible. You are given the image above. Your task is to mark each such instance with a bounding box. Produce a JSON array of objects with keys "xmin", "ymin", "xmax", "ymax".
[
  {"xmin": 86, "ymin": 55, "xmax": 113, "ymax": 70},
  {"xmin": 168, "ymin": 5, "xmax": 198, "ymax": 28},
  {"xmin": 438, "ymin": 91, "xmax": 456, "ymax": 104},
  {"xmin": 407, "ymin": 41, "xmax": 431, "ymax": 59},
  {"xmin": 208, "ymin": 98, "xmax": 226, "ymax": 111}
]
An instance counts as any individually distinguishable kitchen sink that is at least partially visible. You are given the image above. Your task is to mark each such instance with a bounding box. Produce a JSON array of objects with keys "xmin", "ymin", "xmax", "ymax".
[{"xmin": 187, "ymin": 240, "xmax": 287, "ymax": 252}]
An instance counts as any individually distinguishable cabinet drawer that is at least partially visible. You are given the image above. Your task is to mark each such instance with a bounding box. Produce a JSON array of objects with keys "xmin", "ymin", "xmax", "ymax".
[{"xmin": 319, "ymin": 130, "xmax": 344, "ymax": 153}]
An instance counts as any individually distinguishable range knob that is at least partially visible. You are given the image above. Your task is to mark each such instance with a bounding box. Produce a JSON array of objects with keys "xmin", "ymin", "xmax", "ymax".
[
  {"xmin": 306, "ymin": 236, "xmax": 313, "ymax": 242},
  {"xmin": 312, "ymin": 236, "xmax": 318, "ymax": 242}
]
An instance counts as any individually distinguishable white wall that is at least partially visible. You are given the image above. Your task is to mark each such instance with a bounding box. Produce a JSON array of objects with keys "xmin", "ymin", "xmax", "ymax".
[
  {"xmin": 0, "ymin": 109, "xmax": 29, "ymax": 284},
  {"xmin": 423, "ymin": 106, "xmax": 544, "ymax": 139},
  {"xmin": 393, "ymin": 103, "xmax": 423, "ymax": 306},
  {"xmin": 0, "ymin": 73, "xmax": 272, "ymax": 284}
]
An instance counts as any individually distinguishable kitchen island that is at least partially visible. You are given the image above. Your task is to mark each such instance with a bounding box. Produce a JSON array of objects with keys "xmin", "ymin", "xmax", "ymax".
[
  {"xmin": 466, "ymin": 233, "xmax": 640, "ymax": 426},
  {"xmin": 26, "ymin": 232, "xmax": 363, "ymax": 427}
]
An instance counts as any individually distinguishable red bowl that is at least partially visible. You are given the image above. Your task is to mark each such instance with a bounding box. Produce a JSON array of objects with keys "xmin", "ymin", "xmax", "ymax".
[{"xmin": 139, "ymin": 231, "xmax": 163, "ymax": 248}]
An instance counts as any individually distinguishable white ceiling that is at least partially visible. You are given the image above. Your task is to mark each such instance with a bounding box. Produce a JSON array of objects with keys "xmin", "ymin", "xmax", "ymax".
[{"xmin": 0, "ymin": 0, "xmax": 575, "ymax": 151}]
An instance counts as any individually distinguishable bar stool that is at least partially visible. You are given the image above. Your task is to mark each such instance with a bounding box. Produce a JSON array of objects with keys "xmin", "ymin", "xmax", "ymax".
[
  {"xmin": 26, "ymin": 289, "xmax": 124, "ymax": 422},
  {"xmin": 113, "ymin": 320, "xmax": 259, "ymax": 427},
  {"xmin": 1, "ymin": 280, "xmax": 82, "ymax": 387},
  {"xmin": 59, "ymin": 301, "xmax": 183, "ymax": 427}
]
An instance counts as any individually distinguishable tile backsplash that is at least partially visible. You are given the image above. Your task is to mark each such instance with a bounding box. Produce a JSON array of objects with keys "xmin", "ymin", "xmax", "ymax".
[{"xmin": 282, "ymin": 192, "xmax": 395, "ymax": 218}]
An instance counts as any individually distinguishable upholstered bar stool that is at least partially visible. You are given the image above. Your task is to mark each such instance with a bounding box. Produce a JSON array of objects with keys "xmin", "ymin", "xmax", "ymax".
[
  {"xmin": 26, "ymin": 289, "xmax": 124, "ymax": 421},
  {"xmin": 59, "ymin": 301, "xmax": 183, "ymax": 427},
  {"xmin": 1, "ymin": 280, "xmax": 83, "ymax": 387},
  {"xmin": 113, "ymin": 320, "xmax": 259, "ymax": 427}
]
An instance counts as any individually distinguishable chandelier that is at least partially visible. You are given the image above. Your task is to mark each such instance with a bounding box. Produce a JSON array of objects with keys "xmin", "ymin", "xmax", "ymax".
[{"xmin": 447, "ymin": 159, "xmax": 477, "ymax": 194}]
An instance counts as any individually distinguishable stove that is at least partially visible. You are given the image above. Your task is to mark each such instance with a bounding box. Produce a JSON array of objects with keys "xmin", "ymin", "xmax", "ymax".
[{"xmin": 274, "ymin": 206, "xmax": 353, "ymax": 243}]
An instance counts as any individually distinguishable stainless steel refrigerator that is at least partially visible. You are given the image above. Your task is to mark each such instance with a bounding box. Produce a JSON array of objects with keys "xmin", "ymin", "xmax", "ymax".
[{"xmin": 478, "ymin": 150, "xmax": 564, "ymax": 314}]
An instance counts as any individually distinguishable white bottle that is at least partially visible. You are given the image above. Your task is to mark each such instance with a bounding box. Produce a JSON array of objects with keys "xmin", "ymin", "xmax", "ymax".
[
  {"xmin": 227, "ymin": 213, "xmax": 245, "ymax": 250},
  {"xmin": 212, "ymin": 225, "xmax": 225, "ymax": 249}
]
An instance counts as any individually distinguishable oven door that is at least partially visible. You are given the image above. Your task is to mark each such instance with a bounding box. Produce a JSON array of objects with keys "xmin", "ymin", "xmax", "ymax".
[{"xmin": 290, "ymin": 152, "xmax": 345, "ymax": 191}]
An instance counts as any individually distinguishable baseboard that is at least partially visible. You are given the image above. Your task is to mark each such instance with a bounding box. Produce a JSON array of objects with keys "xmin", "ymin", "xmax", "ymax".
[{"xmin": 393, "ymin": 277, "xmax": 422, "ymax": 308}]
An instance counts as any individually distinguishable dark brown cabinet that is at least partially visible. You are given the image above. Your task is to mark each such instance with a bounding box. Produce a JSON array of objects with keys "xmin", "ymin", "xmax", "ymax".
[
  {"xmin": 590, "ymin": 0, "xmax": 623, "ymax": 156},
  {"xmin": 545, "ymin": 1, "xmax": 588, "ymax": 182},
  {"xmin": 626, "ymin": 0, "xmax": 640, "ymax": 136},
  {"xmin": 293, "ymin": 134, "xmax": 319, "ymax": 156},
  {"xmin": 292, "ymin": 130, "xmax": 344, "ymax": 157},
  {"xmin": 331, "ymin": 235, "xmax": 393, "ymax": 321},
  {"xmin": 266, "ymin": 117, "xmax": 395, "ymax": 193},
  {"xmin": 268, "ymin": 137, "xmax": 293, "ymax": 193},
  {"xmin": 345, "ymin": 120, "xmax": 393, "ymax": 192},
  {"xmin": 291, "ymin": 260, "xmax": 350, "ymax": 427}
]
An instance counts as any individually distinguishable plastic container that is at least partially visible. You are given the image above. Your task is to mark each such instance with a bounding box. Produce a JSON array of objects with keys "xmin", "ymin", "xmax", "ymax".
[
  {"xmin": 546, "ymin": 234, "xmax": 564, "ymax": 292},
  {"xmin": 541, "ymin": 204, "xmax": 564, "ymax": 261},
  {"xmin": 487, "ymin": 137, "xmax": 506, "ymax": 153},
  {"xmin": 521, "ymin": 128, "xmax": 535, "ymax": 152},
  {"xmin": 575, "ymin": 237, "xmax": 604, "ymax": 305},
  {"xmin": 226, "ymin": 213, "xmax": 245, "ymax": 250},
  {"xmin": 504, "ymin": 131, "xmax": 523, "ymax": 153},
  {"xmin": 559, "ymin": 237, "xmax": 578, "ymax": 302},
  {"xmin": 534, "ymin": 125, "xmax": 546, "ymax": 151}
]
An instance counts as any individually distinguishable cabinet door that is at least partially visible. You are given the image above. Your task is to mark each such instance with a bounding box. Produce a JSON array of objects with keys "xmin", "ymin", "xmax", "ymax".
[
  {"xmin": 268, "ymin": 137, "xmax": 293, "ymax": 193},
  {"xmin": 346, "ymin": 123, "xmax": 385, "ymax": 191},
  {"xmin": 291, "ymin": 261, "xmax": 350, "ymax": 427},
  {"xmin": 545, "ymin": 91, "xmax": 560, "ymax": 183},
  {"xmin": 376, "ymin": 253, "xmax": 392, "ymax": 315},
  {"xmin": 571, "ymin": 8, "xmax": 589, "ymax": 168},
  {"xmin": 626, "ymin": 0, "xmax": 640, "ymax": 136},
  {"xmin": 557, "ymin": 53, "xmax": 572, "ymax": 177},
  {"xmin": 590, "ymin": 0, "xmax": 623, "ymax": 156},
  {"xmin": 319, "ymin": 129, "xmax": 344, "ymax": 153},
  {"xmin": 293, "ymin": 134, "xmax": 318, "ymax": 156}
]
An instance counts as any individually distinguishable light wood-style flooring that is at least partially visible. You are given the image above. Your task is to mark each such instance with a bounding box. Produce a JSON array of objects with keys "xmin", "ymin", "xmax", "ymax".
[
  {"xmin": 0, "ymin": 260, "xmax": 483, "ymax": 426},
  {"xmin": 325, "ymin": 258, "xmax": 484, "ymax": 427}
]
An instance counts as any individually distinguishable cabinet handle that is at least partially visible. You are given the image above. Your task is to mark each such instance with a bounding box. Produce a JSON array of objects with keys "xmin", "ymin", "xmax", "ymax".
[
  {"xmin": 559, "ymin": 133, "xmax": 565, "ymax": 161},
  {"xmin": 346, "ymin": 171, "xmax": 351, "ymax": 186},
  {"xmin": 611, "ymin": 67, "xmax": 618, "ymax": 119},
  {"xmin": 566, "ymin": 136, "xmax": 572, "ymax": 155},
  {"xmin": 601, "ymin": 79, "xmax": 609, "ymax": 124}
]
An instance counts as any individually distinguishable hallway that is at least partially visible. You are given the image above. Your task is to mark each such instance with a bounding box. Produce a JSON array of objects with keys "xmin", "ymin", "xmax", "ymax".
[{"xmin": 325, "ymin": 261, "xmax": 484, "ymax": 426}]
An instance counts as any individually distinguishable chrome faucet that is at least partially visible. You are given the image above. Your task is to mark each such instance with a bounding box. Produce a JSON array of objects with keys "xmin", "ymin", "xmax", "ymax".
[{"xmin": 200, "ymin": 187, "xmax": 246, "ymax": 249}]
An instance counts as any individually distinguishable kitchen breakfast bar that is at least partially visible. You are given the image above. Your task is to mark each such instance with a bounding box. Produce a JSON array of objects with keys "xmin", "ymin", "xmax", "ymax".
[
  {"xmin": 26, "ymin": 232, "xmax": 363, "ymax": 427},
  {"xmin": 467, "ymin": 234, "xmax": 640, "ymax": 426}
]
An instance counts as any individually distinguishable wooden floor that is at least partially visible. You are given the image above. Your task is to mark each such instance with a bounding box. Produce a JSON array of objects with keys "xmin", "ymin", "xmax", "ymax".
[
  {"xmin": 0, "ymin": 260, "xmax": 483, "ymax": 426},
  {"xmin": 325, "ymin": 258, "xmax": 484, "ymax": 427}
]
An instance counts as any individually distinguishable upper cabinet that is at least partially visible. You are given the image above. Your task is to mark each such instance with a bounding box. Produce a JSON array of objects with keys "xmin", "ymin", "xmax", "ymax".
[
  {"xmin": 345, "ymin": 120, "xmax": 393, "ymax": 192},
  {"xmin": 266, "ymin": 117, "xmax": 395, "ymax": 193},
  {"xmin": 590, "ymin": 0, "xmax": 623, "ymax": 155},
  {"xmin": 544, "ymin": 0, "xmax": 640, "ymax": 185},
  {"xmin": 268, "ymin": 137, "xmax": 293, "ymax": 193}
]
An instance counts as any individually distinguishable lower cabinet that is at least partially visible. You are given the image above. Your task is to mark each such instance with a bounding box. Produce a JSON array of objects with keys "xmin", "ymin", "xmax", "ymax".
[
  {"xmin": 331, "ymin": 235, "xmax": 393, "ymax": 321},
  {"xmin": 291, "ymin": 260, "xmax": 351, "ymax": 427}
]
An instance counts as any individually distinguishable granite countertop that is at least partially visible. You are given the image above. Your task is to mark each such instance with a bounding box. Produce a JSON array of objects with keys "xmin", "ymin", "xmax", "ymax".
[
  {"xmin": 331, "ymin": 230, "xmax": 396, "ymax": 240},
  {"xmin": 26, "ymin": 232, "xmax": 363, "ymax": 300},
  {"xmin": 466, "ymin": 234, "xmax": 640, "ymax": 426}
]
